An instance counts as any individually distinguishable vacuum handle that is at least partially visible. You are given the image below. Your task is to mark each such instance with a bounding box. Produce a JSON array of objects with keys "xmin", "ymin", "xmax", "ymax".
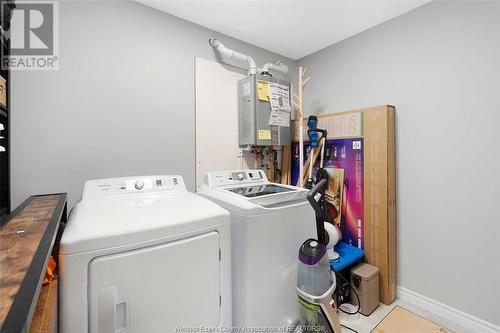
[
  {"xmin": 306, "ymin": 178, "xmax": 327, "ymax": 216},
  {"xmin": 307, "ymin": 179, "xmax": 328, "ymax": 245},
  {"xmin": 307, "ymin": 129, "xmax": 327, "ymax": 145}
]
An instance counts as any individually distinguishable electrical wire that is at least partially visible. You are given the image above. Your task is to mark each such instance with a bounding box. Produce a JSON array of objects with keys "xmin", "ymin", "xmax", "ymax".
[
  {"xmin": 340, "ymin": 324, "xmax": 359, "ymax": 333},
  {"xmin": 336, "ymin": 272, "xmax": 361, "ymax": 315}
]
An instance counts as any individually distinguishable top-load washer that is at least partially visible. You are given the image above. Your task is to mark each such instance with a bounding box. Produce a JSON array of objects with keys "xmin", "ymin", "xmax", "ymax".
[
  {"xmin": 198, "ymin": 169, "xmax": 316, "ymax": 330},
  {"xmin": 59, "ymin": 175, "xmax": 231, "ymax": 333}
]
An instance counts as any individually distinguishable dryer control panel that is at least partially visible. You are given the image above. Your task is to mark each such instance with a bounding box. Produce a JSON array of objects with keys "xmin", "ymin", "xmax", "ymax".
[
  {"xmin": 82, "ymin": 175, "xmax": 186, "ymax": 201},
  {"xmin": 203, "ymin": 169, "xmax": 268, "ymax": 187}
]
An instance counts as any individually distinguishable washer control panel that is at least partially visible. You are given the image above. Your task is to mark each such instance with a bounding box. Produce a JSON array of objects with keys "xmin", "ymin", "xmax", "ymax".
[
  {"xmin": 82, "ymin": 175, "xmax": 185, "ymax": 200},
  {"xmin": 204, "ymin": 169, "xmax": 268, "ymax": 187}
]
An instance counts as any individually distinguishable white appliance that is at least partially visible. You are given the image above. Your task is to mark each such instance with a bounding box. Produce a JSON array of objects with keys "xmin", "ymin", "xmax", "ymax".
[
  {"xmin": 198, "ymin": 169, "xmax": 316, "ymax": 329},
  {"xmin": 59, "ymin": 175, "xmax": 231, "ymax": 333}
]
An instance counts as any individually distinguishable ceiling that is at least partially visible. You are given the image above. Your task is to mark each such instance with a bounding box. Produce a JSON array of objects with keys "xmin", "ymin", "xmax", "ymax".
[{"xmin": 137, "ymin": 0, "xmax": 431, "ymax": 60}]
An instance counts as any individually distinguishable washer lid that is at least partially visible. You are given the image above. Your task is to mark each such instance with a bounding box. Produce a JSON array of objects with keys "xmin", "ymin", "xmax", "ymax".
[
  {"xmin": 227, "ymin": 183, "xmax": 295, "ymax": 198},
  {"xmin": 60, "ymin": 177, "xmax": 229, "ymax": 255},
  {"xmin": 200, "ymin": 169, "xmax": 310, "ymax": 212}
]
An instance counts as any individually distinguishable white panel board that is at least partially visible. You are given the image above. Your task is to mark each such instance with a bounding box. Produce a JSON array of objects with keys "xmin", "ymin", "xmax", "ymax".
[{"xmin": 195, "ymin": 57, "xmax": 246, "ymax": 189}]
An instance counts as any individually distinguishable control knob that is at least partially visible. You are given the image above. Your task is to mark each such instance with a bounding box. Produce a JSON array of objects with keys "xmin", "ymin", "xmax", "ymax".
[{"xmin": 135, "ymin": 180, "xmax": 145, "ymax": 190}]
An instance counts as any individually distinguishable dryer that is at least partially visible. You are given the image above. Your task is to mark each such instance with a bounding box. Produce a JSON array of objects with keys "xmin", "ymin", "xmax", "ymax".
[
  {"xmin": 59, "ymin": 175, "xmax": 231, "ymax": 333},
  {"xmin": 198, "ymin": 170, "xmax": 316, "ymax": 330}
]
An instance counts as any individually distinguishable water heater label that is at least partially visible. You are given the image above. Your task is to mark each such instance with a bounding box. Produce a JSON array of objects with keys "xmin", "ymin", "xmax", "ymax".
[{"xmin": 258, "ymin": 130, "xmax": 271, "ymax": 140}]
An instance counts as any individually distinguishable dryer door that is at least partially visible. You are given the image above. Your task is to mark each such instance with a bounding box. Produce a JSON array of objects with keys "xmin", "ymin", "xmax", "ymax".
[{"xmin": 88, "ymin": 231, "xmax": 221, "ymax": 333}]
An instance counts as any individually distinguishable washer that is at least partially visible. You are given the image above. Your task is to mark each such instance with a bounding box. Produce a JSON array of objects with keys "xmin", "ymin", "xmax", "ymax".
[
  {"xmin": 198, "ymin": 169, "xmax": 316, "ymax": 330},
  {"xmin": 59, "ymin": 175, "xmax": 231, "ymax": 333}
]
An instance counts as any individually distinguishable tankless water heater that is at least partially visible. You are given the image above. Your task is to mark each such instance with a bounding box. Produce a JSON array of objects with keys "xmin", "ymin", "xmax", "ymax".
[{"xmin": 238, "ymin": 74, "xmax": 291, "ymax": 147}]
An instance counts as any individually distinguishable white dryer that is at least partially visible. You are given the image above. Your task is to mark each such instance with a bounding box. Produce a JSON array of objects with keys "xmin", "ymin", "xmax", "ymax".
[
  {"xmin": 198, "ymin": 170, "xmax": 316, "ymax": 330},
  {"xmin": 59, "ymin": 176, "xmax": 231, "ymax": 333}
]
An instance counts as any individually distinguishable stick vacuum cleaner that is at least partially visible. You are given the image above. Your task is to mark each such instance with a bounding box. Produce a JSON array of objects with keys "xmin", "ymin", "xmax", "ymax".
[
  {"xmin": 306, "ymin": 116, "xmax": 327, "ymax": 189},
  {"xmin": 296, "ymin": 179, "xmax": 342, "ymax": 333}
]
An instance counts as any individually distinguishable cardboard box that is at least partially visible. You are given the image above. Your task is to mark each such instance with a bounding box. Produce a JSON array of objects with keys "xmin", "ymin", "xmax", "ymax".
[
  {"xmin": 291, "ymin": 138, "xmax": 365, "ymax": 248},
  {"xmin": 291, "ymin": 105, "xmax": 396, "ymax": 304}
]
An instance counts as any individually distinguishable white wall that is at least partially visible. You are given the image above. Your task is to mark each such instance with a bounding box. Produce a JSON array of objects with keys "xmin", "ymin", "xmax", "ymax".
[
  {"xmin": 299, "ymin": 1, "xmax": 500, "ymax": 326},
  {"xmin": 10, "ymin": 1, "xmax": 297, "ymax": 208}
]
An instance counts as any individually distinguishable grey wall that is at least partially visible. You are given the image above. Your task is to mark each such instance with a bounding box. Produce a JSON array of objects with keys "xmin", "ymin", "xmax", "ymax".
[
  {"xmin": 11, "ymin": 0, "xmax": 500, "ymax": 325},
  {"xmin": 299, "ymin": 0, "xmax": 500, "ymax": 325},
  {"xmin": 11, "ymin": 1, "xmax": 297, "ymax": 208}
]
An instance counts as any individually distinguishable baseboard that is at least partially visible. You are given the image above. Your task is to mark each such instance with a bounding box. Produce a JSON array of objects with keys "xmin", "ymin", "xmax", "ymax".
[{"xmin": 397, "ymin": 286, "xmax": 500, "ymax": 333}]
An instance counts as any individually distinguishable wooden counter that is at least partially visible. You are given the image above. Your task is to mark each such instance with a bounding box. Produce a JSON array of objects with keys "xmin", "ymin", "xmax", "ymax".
[{"xmin": 0, "ymin": 194, "xmax": 67, "ymax": 333}]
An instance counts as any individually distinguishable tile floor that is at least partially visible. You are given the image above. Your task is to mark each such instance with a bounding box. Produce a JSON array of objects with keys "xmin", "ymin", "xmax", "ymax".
[{"xmin": 338, "ymin": 298, "xmax": 473, "ymax": 333}]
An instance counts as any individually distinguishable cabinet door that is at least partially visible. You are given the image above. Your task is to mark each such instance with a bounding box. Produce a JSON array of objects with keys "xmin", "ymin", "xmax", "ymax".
[{"xmin": 89, "ymin": 231, "xmax": 221, "ymax": 333}]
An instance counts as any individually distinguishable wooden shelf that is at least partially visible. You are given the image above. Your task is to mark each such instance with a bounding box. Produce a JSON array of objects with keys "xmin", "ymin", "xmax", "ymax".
[
  {"xmin": 0, "ymin": 21, "xmax": 9, "ymax": 220},
  {"xmin": 0, "ymin": 194, "xmax": 67, "ymax": 333},
  {"xmin": 28, "ymin": 280, "xmax": 57, "ymax": 333}
]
